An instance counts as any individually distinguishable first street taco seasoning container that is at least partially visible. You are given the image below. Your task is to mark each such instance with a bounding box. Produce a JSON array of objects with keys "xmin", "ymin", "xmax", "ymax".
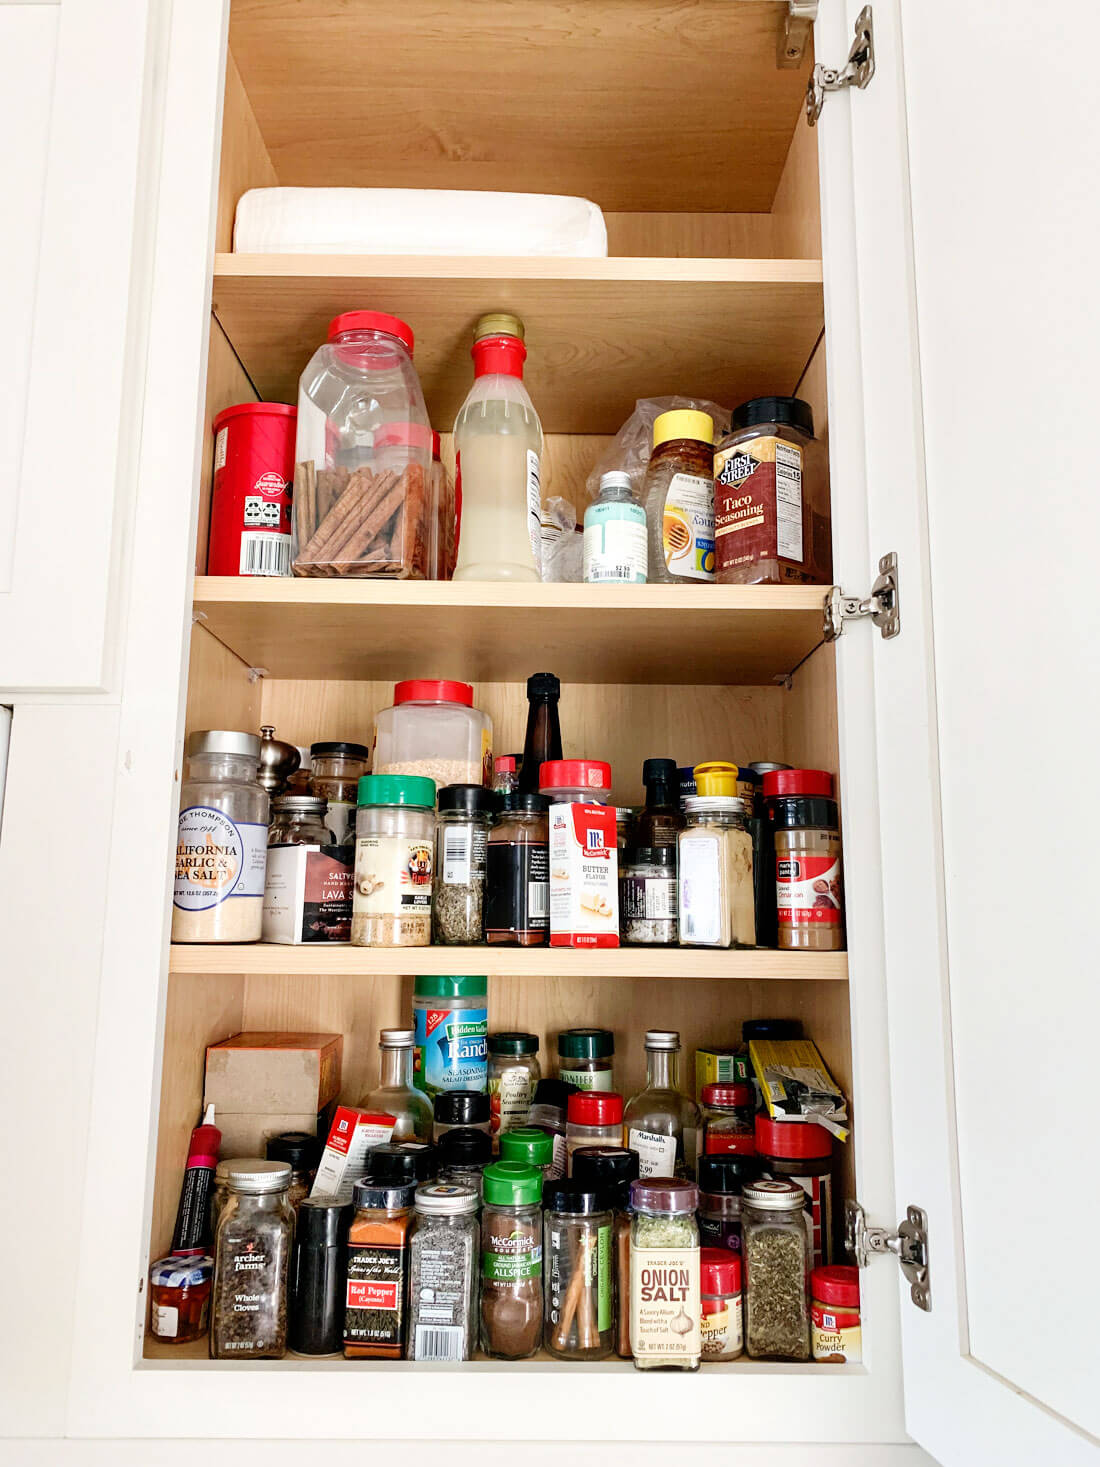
[
  {"xmin": 765, "ymin": 768, "xmax": 844, "ymax": 952},
  {"xmin": 811, "ymin": 1264, "xmax": 861, "ymax": 1362},
  {"xmin": 208, "ymin": 402, "xmax": 296, "ymax": 577}
]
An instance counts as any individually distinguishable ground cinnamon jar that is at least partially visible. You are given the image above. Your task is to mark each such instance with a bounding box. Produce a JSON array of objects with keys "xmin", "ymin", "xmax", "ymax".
[{"xmin": 765, "ymin": 768, "xmax": 843, "ymax": 951}]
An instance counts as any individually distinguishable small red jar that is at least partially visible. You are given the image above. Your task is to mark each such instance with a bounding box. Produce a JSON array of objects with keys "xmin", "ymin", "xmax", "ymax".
[
  {"xmin": 811, "ymin": 1264, "xmax": 861, "ymax": 1362},
  {"xmin": 208, "ymin": 402, "xmax": 296, "ymax": 576}
]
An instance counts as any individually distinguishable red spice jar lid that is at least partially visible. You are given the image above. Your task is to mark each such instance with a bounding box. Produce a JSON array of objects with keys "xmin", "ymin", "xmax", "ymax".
[
  {"xmin": 212, "ymin": 401, "xmax": 297, "ymax": 432},
  {"xmin": 539, "ymin": 759, "xmax": 613, "ymax": 793},
  {"xmin": 567, "ymin": 1091, "xmax": 623, "ymax": 1126},
  {"xmin": 630, "ymin": 1177, "xmax": 699, "ymax": 1213},
  {"xmin": 701, "ymin": 1247, "xmax": 742, "ymax": 1295},
  {"xmin": 327, "ymin": 311, "xmax": 414, "ymax": 352},
  {"xmin": 755, "ymin": 1115, "xmax": 833, "ymax": 1160},
  {"xmin": 494, "ymin": 755, "xmax": 516, "ymax": 774},
  {"xmin": 393, "ymin": 679, "xmax": 474, "ymax": 707},
  {"xmin": 431, "ymin": 430, "xmax": 442, "ymax": 460},
  {"xmin": 702, "ymin": 1082, "xmax": 754, "ymax": 1108},
  {"xmin": 762, "ymin": 768, "xmax": 834, "ymax": 799},
  {"xmin": 811, "ymin": 1264, "xmax": 860, "ymax": 1308},
  {"xmin": 374, "ymin": 421, "xmax": 433, "ymax": 451}
]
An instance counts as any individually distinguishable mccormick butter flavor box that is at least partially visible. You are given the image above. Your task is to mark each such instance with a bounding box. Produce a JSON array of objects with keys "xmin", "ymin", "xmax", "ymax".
[{"xmin": 548, "ymin": 802, "xmax": 620, "ymax": 948}]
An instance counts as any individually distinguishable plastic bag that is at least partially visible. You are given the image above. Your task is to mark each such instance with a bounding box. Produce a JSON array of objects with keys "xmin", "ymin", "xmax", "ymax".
[
  {"xmin": 583, "ymin": 396, "xmax": 732, "ymax": 512},
  {"xmin": 540, "ymin": 498, "xmax": 583, "ymax": 583}
]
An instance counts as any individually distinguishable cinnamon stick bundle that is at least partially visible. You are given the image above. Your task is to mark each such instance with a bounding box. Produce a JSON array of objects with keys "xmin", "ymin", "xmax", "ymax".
[{"xmin": 292, "ymin": 461, "xmax": 429, "ymax": 579}]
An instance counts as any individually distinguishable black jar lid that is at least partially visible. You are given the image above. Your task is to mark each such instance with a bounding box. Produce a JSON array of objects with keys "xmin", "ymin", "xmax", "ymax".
[
  {"xmin": 570, "ymin": 1145, "xmax": 639, "ymax": 1204},
  {"xmin": 742, "ymin": 1018, "xmax": 804, "ymax": 1043},
  {"xmin": 433, "ymin": 1091, "xmax": 490, "ymax": 1126},
  {"xmin": 730, "ymin": 396, "xmax": 814, "ymax": 437},
  {"xmin": 488, "ymin": 1031, "xmax": 539, "ymax": 1057},
  {"xmin": 266, "ymin": 1132, "xmax": 322, "ymax": 1170},
  {"xmin": 697, "ymin": 1153, "xmax": 763, "ymax": 1195},
  {"xmin": 771, "ymin": 795, "xmax": 839, "ymax": 830},
  {"xmin": 495, "ymin": 791, "xmax": 550, "ymax": 814},
  {"xmin": 309, "ymin": 740, "xmax": 370, "ymax": 760},
  {"xmin": 542, "ymin": 1179, "xmax": 614, "ymax": 1215},
  {"xmin": 642, "ymin": 757, "xmax": 678, "ymax": 784},
  {"xmin": 368, "ymin": 1141, "xmax": 437, "ymax": 1184},
  {"xmin": 629, "ymin": 845, "xmax": 677, "ymax": 870},
  {"xmin": 531, "ymin": 1077, "xmax": 575, "ymax": 1114},
  {"xmin": 527, "ymin": 672, "xmax": 560, "ymax": 700},
  {"xmin": 435, "ymin": 1126, "xmax": 492, "ymax": 1165},
  {"xmin": 438, "ymin": 783, "xmax": 495, "ymax": 816},
  {"xmin": 294, "ymin": 1196, "xmax": 352, "ymax": 1246},
  {"xmin": 352, "ymin": 1179, "xmax": 417, "ymax": 1211}
]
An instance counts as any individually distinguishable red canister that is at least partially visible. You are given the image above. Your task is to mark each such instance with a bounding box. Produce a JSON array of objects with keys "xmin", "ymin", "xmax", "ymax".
[{"xmin": 208, "ymin": 402, "xmax": 296, "ymax": 576}]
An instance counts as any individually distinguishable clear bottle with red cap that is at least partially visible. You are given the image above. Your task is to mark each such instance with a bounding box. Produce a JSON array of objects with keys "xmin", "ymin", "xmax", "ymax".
[
  {"xmin": 292, "ymin": 310, "xmax": 432, "ymax": 579},
  {"xmin": 701, "ymin": 1081, "xmax": 756, "ymax": 1156},
  {"xmin": 372, "ymin": 678, "xmax": 492, "ymax": 790},
  {"xmin": 453, "ymin": 312, "xmax": 544, "ymax": 583},
  {"xmin": 763, "ymin": 767, "xmax": 844, "ymax": 952},
  {"xmin": 565, "ymin": 1091, "xmax": 624, "ymax": 1169}
]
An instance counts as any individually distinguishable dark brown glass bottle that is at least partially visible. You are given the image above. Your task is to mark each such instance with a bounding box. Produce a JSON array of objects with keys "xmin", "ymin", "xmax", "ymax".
[
  {"xmin": 635, "ymin": 758, "xmax": 685, "ymax": 849},
  {"xmin": 518, "ymin": 672, "xmax": 563, "ymax": 794}
]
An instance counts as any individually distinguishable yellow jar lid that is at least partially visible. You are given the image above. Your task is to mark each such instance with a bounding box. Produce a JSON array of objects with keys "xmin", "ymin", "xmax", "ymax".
[
  {"xmin": 653, "ymin": 409, "xmax": 714, "ymax": 449},
  {"xmin": 694, "ymin": 760, "xmax": 739, "ymax": 796},
  {"xmin": 474, "ymin": 312, "xmax": 525, "ymax": 342}
]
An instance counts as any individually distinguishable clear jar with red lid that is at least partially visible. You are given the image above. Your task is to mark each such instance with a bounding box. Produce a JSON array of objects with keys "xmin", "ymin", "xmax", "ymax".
[
  {"xmin": 372, "ymin": 678, "xmax": 491, "ymax": 790},
  {"xmin": 701, "ymin": 1081, "xmax": 757, "ymax": 1156},
  {"xmin": 565, "ymin": 1091, "xmax": 624, "ymax": 1167},
  {"xmin": 292, "ymin": 311, "xmax": 431, "ymax": 579},
  {"xmin": 755, "ymin": 1115, "xmax": 834, "ymax": 1269},
  {"xmin": 764, "ymin": 767, "xmax": 844, "ymax": 952},
  {"xmin": 811, "ymin": 1264, "xmax": 861, "ymax": 1362},
  {"xmin": 538, "ymin": 759, "xmax": 613, "ymax": 804},
  {"xmin": 700, "ymin": 1247, "xmax": 742, "ymax": 1360}
]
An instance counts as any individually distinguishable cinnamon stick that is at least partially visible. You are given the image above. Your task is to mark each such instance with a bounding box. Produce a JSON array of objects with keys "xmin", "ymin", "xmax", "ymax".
[
  {"xmin": 297, "ymin": 467, "xmax": 381, "ymax": 566},
  {"xmin": 293, "ymin": 461, "xmax": 317, "ymax": 547}
]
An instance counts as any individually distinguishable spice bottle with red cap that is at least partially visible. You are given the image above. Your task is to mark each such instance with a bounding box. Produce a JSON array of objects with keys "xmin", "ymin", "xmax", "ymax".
[
  {"xmin": 701, "ymin": 1081, "xmax": 757, "ymax": 1156},
  {"xmin": 700, "ymin": 1247, "xmax": 743, "ymax": 1360},
  {"xmin": 540, "ymin": 759, "xmax": 620, "ymax": 948},
  {"xmin": 292, "ymin": 310, "xmax": 432, "ymax": 579},
  {"xmin": 811, "ymin": 1264, "xmax": 861, "ymax": 1362},
  {"xmin": 208, "ymin": 402, "xmax": 296, "ymax": 577},
  {"xmin": 764, "ymin": 767, "xmax": 844, "ymax": 951},
  {"xmin": 565, "ymin": 1091, "xmax": 624, "ymax": 1169},
  {"xmin": 373, "ymin": 678, "xmax": 492, "ymax": 790},
  {"xmin": 755, "ymin": 1115, "xmax": 835, "ymax": 1268}
]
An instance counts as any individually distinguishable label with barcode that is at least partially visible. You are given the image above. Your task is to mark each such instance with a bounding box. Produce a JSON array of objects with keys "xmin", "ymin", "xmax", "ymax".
[
  {"xmin": 239, "ymin": 532, "xmax": 291, "ymax": 577},
  {"xmin": 528, "ymin": 880, "xmax": 549, "ymax": 917},
  {"xmin": 413, "ymin": 1323, "xmax": 464, "ymax": 1361}
]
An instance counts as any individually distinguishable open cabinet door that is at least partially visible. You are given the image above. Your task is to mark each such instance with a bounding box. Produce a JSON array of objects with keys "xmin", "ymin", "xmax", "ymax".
[{"xmin": 818, "ymin": 2, "xmax": 1098, "ymax": 1464}]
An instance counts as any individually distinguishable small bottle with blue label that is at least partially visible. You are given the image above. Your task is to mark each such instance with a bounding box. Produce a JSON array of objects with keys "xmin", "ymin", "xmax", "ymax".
[
  {"xmin": 583, "ymin": 471, "xmax": 648, "ymax": 584},
  {"xmin": 412, "ymin": 974, "xmax": 489, "ymax": 1097}
]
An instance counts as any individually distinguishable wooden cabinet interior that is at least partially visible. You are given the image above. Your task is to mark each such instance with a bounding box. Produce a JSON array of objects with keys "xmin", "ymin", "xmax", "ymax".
[{"xmin": 155, "ymin": 4, "xmax": 850, "ymax": 1362}]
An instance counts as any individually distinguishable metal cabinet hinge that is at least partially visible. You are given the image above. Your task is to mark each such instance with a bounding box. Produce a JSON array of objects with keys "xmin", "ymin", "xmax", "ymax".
[
  {"xmin": 824, "ymin": 552, "xmax": 899, "ymax": 641},
  {"xmin": 807, "ymin": 4, "xmax": 875, "ymax": 124},
  {"xmin": 846, "ymin": 1199, "xmax": 931, "ymax": 1311},
  {"xmin": 779, "ymin": 2, "xmax": 818, "ymax": 68}
]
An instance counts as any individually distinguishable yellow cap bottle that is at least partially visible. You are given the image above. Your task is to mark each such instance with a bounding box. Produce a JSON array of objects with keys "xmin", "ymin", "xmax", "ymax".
[
  {"xmin": 653, "ymin": 409, "xmax": 714, "ymax": 449},
  {"xmin": 694, "ymin": 760, "xmax": 739, "ymax": 797}
]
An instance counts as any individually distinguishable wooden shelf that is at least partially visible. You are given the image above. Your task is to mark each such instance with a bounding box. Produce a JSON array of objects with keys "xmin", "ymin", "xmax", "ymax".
[
  {"xmin": 212, "ymin": 254, "xmax": 824, "ymax": 433},
  {"xmin": 168, "ymin": 943, "xmax": 847, "ymax": 981},
  {"xmin": 192, "ymin": 577, "xmax": 827, "ymax": 685}
]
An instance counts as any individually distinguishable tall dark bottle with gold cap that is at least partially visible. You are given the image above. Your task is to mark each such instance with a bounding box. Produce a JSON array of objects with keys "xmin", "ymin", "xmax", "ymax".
[{"xmin": 453, "ymin": 312, "xmax": 544, "ymax": 582}]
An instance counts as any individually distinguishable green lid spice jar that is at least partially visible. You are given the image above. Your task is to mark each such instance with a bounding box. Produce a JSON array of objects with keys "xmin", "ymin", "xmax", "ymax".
[
  {"xmin": 629, "ymin": 1177, "xmax": 701, "ymax": 1371},
  {"xmin": 557, "ymin": 1027, "xmax": 615, "ymax": 1091},
  {"xmin": 500, "ymin": 1126, "xmax": 556, "ymax": 1181},
  {"xmin": 412, "ymin": 974, "xmax": 489, "ymax": 1095},
  {"xmin": 480, "ymin": 1162, "xmax": 543, "ymax": 1359},
  {"xmin": 351, "ymin": 775, "xmax": 437, "ymax": 947}
]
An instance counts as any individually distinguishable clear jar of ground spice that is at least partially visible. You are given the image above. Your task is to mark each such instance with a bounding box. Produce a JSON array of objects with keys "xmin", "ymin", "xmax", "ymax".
[
  {"xmin": 433, "ymin": 783, "xmax": 492, "ymax": 944},
  {"xmin": 483, "ymin": 793, "xmax": 549, "ymax": 944},
  {"xmin": 344, "ymin": 1179, "xmax": 416, "ymax": 1358},
  {"xmin": 210, "ymin": 1159, "xmax": 293, "ymax": 1359},
  {"xmin": 764, "ymin": 768, "xmax": 844, "ymax": 952},
  {"xmin": 487, "ymin": 1031, "xmax": 541, "ymax": 1140},
  {"xmin": 351, "ymin": 774, "xmax": 436, "ymax": 947},
  {"xmin": 407, "ymin": 1182, "xmax": 480, "ymax": 1361},
  {"xmin": 480, "ymin": 1162, "xmax": 543, "ymax": 1359}
]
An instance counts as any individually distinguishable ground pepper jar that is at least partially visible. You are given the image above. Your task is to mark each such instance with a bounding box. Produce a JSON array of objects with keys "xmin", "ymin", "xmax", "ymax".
[
  {"xmin": 543, "ymin": 1181, "xmax": 615, "ymax": 1360},
  {"xmin": 480, "ymin": 1162, "xmax": 544, "ymax": 1359},
  {"xmin": 629, "ymin": 1177, "xmax": 701, "ymax": 1371},
  {"xmin": 351, "ymin": 774, "xmax": 436, "ymax": 947},
  {"xmin": 407, "ymin": 1181, "xmax": 480, "ymax": 1361},
  {"xmin": 433, "ymin": 783, "xmax": 492, "ymax": 944},
  {"xmin": 484, "ymin": 793, "xmax": 550, "ymax": 944},
  {"xmin": 700, "ymin": 1247, "xmax": 743, "ymax": 1360},
  {"xmin": 765, "ymin": 768, "xmax": 844, "ymax": 952},
  {"xmin": 211, "ymin": 1159, "xmax": 293, "ymax": 1359},
  {"xmin": 741, "ymin": 1178, "xmax": 812, "ymax": 1360},
  {"xmin": 487, "ymin": 1031, "xmax": 541, "ymax": 1140},
  {"xmin": 309, "ymin": 741, "xmax": 369, "ymax": 845},
  {"xmin": 344, "ymin": 1179, "xmax": 417, "ymax": 1358},
  {"xmin": 288, "ymin": 1197, "xmax": 350, "ymax": 1357}
]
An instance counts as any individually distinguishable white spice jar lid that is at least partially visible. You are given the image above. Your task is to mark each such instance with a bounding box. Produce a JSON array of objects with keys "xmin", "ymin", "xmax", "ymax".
[
  {"xmin": 225, "ymin": 1158, "xmax": 292, "ymax": 1195},
  {"xmin": 414, "ymin": 1181, "xmax": 479, "ymax": 1215},
  {"xmin": 742, "ymin": 1178, "xmax": 806, "ymax": 1211}
]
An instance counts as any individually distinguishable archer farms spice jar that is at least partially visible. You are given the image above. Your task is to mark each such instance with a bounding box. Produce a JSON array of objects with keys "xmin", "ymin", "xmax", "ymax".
[
  {"xmin": 741, "ymin": 1178, "xmax": 812, "ymax": 1360},
  {"xmin": 351, "ymin": 774, "xmax": 436, "ymax": 947},
  {"xmin": 629, "ymin": 1178, "xmax": 702, "ymax": 1371},
  {"xmin": 173, "ymin": 731, "xmax": 269, "ymax": 944},
  {"xmin": 373, "ymin": 679, "xmax": 491, "ymax": 789},
  {"xmin": 480, "ymin": 1162, "xmax": 544, "ymax": 1360},
  {"xmin": 433, "ymin": 784, "xmax": 493, "ymax": 944},
  {"xmin": 543, "ymin": 1182, "xmax": 615, "ymax": 1360},
  {"xmin": 484, "ymin": 792, "xmax": 550, "ymax": 945},
  {"xmin": 811, "ymin": 1264, "xmax": 861, "ymax": 1362},
  {"xmin": 407, "ymin": 1182, "xmax": 480, "ymax": 1361},
  {"xmin": 765, "ymin": 768, "xmax": 845, "ymax": 952},
  {"xmin": 211, "ymin": 1159, "xmax": 294, "ymax": 1359},
  {"xmin": 700, "ymin": 1248, "xmax": 743, "ymax": 1361}
]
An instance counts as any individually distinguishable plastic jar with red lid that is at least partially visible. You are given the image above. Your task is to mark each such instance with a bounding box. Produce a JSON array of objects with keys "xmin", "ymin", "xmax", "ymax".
[
  {"xmin": 208, "ymin": 402, "xmax": 296, "ymax": 577},
  {"xmin": 372, "ymin": 679, "xmax": 491, "ymax": 790},
  {"xmin": 565, "ymin": 1091, "xmax": 624, "ymax": 1167},
  {"xmin": 811, "ymin": 1264, "xmax": 861, "ymax": 1362},
  {"xmin": 764, "ymin": 767, "xmax": 844, "ymax": 952},
  {"xmin": 701, "ymin": 1081, "xmax": 757, "ymax": 1156},
  {"xmin": 700, "ymin": 1247, "xmax": 743, "ymax": 1359},
  {"xmin": 539, "ymin": 759, "xmax": 613, "ymax": 804},
  {"xmin": 755, "ymin": 1114, "xmax": 834, "ymax": 1268}
]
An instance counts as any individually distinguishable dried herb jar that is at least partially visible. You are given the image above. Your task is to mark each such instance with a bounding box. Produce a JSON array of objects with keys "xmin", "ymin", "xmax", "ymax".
[
  {"xmin": 433, "ymin": 784, "xmax": 492, "ymax": 944},
  {"xmin": 351, "ymin": 774, "xmax": 436, "ymax": 947},
  {"xmin": 487, "ymin": 1031, "xmax": 541, "ymax": 1140},
  {"xmin": 629, "ymin": 1177, "xmax": 701, "ymax": 1371},
  {"xmin": 407, "ymin": 1182, "xmax": 480, "ymax": 1361},
  {"xmin": 210, "ymin": 1159, "xmax": 293, "ymax": 1359},
  {"xmin": 741, "ymin": 1178, "xmax": 811, "ymax": 1361},
  {"xmin": 543, "ymin": 1181, "xmax": 615, "ymax": 1361}
]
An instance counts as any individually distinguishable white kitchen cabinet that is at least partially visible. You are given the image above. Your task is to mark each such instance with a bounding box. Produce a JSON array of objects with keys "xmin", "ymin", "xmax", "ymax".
[{"xmin": 0, "ymin": 3, "xmax": 1096, "ymax": 1465}]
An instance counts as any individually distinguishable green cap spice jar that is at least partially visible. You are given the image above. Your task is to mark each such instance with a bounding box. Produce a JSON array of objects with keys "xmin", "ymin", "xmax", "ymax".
[
  {"xmin": 480, "ymin": 1162, "xmax": 543, "ymax": 1359},
  {"xmin": 352, "ymin": 775, "xmax": 437, "ymax": 948},
  {"xmin": 557, "ymin": 1027, "xmax": 615, "ymax": 1091}
]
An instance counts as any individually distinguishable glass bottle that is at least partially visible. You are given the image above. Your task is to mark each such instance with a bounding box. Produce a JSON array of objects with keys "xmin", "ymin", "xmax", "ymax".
[
  {"xmin": 453, "ymin": 313, "xmax": 543, "ymax": 582},
  {"xmin": 484, "ymin": 793, "xmax": 550, "ymax": 944},
  {"xmin": 491, "ymin": 754, "xmax": 520, "ymax": 796},
  {"xmin": 518, "ymin": 672, "xmax": 563, "ymax": 794},
  {"xmin": 629, "ymin": 1178, "xmax": 701, "ymax": 1371},
  {"xmin": 308, "ymin": 741, "xmax": 369, "ymax": 845},
  {"xmin": 642, "ymin": 409, "xmax": 715, "ymax": 584},
  {"xmin": 570, "ymin": 1145, "xmax": 639, "ymax": 1359},
  {"xmin": 344, "ymin": 1180, "xmax": 416, "ymax": 1358},
  {"xmin": 543, "ymin": 1181, "xmax": 615, "ymax": 1360},
  {"xmin": 210, "ymin": 1160, "xmax": 293, "ymax": 1359},
  {"xmin": 741, "ymin": 1179, "xmax": 812, "ymax": 1360},
  {"xmin": 172, "ymin": 730, "xmax": 269, "ymax": 943},
  {"xmin": 624, "ymin": 1030, "xmax": 702, "ymax": 1179},
  {"xmin": 583, "ymin": 470, "xmax": 648, "ymax": 584},
  {"xmin": 265, "ymin": 1131, "xmax": 321, "ymax": 1214},
  {"xmin": 635, "ymin": 758, "xmax": 685, "ymax": 850},
  {"xmin": 432, "ymin": 783, "xmax": 492, "ymax": 944},
  {"xmin": 700, "ymin": 1082, "xmax": 757, "ymax": 1157},
  {"xmin": 480, "ymin": 1162, "xmax": 544, "ymax": 1359},
  {"xmin": 267, "ymin": 794, "xmax": 330, "ymax": 848},
  {"xmin": 360, "ymin": 1028, "xmax": 433, "ymax": 1142},
  {"xmin": 487, "ymin": 1031, "xmax": 541, "ymax": 1140}
]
